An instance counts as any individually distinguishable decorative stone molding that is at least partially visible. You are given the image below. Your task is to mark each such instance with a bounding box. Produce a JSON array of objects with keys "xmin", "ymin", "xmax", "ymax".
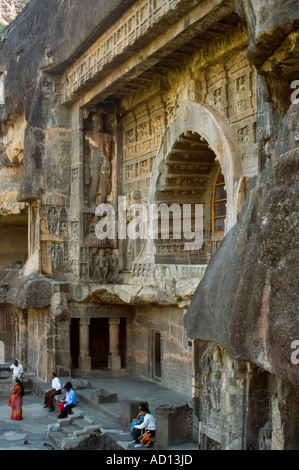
[{"xmin": 61, "ymin": 0, "xmax": 185, "ymax": 103}]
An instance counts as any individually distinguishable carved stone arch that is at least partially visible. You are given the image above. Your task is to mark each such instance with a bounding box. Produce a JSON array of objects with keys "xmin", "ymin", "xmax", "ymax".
[
  {"xmin": 139, "ymin": 101, "xmax": 242, "ymax": 265},
  {"xmin": 149, "ymin": 101, "xmax": 242, "ymax": 223}
]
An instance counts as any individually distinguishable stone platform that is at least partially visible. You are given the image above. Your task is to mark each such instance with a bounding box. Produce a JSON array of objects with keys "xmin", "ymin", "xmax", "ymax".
[{"xmin": 0, "ymin": 367, "xmax": 198, "ymax": 451}]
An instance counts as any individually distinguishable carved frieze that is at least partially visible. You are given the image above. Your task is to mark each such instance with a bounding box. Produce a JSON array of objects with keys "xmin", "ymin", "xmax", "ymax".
[
  {"xmin": 204, "ymin": 64, "xmax": 229, "ymax": 118},
  {"xmin": 80, "ymin": 247, "xmax": 119, "ymax": 283},
  {"xmin": 61, "ymin": 0, "xmax": 184, "ymax": 102},
  {"xmin": 123, "ymin": 107, "xmax": 165, "ymax": 162},
  {"xmin": 154, "ymin": 240, "xmax": 221, "ymax": 265},
  {"xmin": 69, "ymin": 302, "xmax": 132, "ymax": 318}
]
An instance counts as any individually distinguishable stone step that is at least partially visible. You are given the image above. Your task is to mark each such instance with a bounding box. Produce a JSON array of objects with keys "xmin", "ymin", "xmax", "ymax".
[
  {"xmin": 47, "ymin": 428, "xmax": 66, "ymax": 449},
  {"xmin": 47, "ymin": 408, "xmax": 104, "ymax": 450},
  {"xmin": 77, "ymin": 390, "xmax": 122, "ymax": 425}
]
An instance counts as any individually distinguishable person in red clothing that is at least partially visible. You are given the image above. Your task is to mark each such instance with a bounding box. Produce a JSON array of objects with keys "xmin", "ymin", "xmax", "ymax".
[{"xmin": 7, "ymin": 379, "xmax": 24, "ymax": 420}]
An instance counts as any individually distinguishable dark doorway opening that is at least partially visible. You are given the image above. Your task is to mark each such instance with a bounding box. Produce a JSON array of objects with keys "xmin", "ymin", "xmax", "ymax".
[
  {"xmin": 119, "ymin": 318, "xmax": 127, "ymax": 369},
  {"xmin": 71, "ymin": 317, "xmax": 127, "ymax": 371},
  {"xmin": 70, "ymin": 318, "xmax": 79, "ymax": 369},
  {"xmin": 90, "ymin": 318, "xmax": 109, "ymax": 369},
  {"xmin": 153, "ymin": 331, "xmax": 161, "ymax": 378}
]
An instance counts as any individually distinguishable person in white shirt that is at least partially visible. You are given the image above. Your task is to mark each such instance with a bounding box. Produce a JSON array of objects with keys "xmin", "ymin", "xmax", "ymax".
[
  {"xmin": 43, "ymin": 372, "xmax": 62, "ymax": 412},
  {"xmin": 10, "ymin": 360, "xmax": 23, "ymax": 384},
  {"xmin": 132, "ymin": 404, "xmax": 156, "ymax": 447}
]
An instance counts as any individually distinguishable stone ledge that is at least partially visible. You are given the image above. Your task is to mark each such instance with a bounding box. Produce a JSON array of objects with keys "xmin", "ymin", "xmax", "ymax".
[{"xmin": 91, "ymin": 388, "xmax": 118, "ymax": 403}]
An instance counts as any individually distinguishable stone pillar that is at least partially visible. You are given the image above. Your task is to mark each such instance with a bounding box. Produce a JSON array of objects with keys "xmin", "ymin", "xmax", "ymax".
[
  {"xmin": 54, "ymin": 318, "xmax": 72, "ymax": 378},
  {"xmin": 78, "ymin": 318, "xmax": 91, "ymax": 371},
  {"xmin": 18, "ymin": 310, "xmax": 28, "ymax": 367},
  {"xmin": 156, "ymin": 404, "xmax": 193, "ymax": 446},
  {"xmin": 70, "ymin": 106, "xmax": 84, "ymax": 279},
  {"xmin": 108, "ymin": 318, "xmax": 121, "ymax": 370}
]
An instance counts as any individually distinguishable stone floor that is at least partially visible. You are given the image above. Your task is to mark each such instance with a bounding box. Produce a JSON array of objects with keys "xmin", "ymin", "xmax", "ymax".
[{"xmin": 0, "ymin": 370, "xmax": 199, "ymax": 451}]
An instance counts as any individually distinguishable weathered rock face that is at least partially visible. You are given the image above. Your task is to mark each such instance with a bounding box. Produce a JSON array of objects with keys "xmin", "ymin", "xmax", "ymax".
[
  {"xmin": 0, "ymin": 1, "xmax": 298, "ymax": 448},
  {"xmin": 0, "ymin": 0, "xmax": 136, "ymax": 118},
  {"xmin": 0, "ymin": 1, "xmax": 28, "ymax": 28},
  {"xmin": 235, "ymin": 0, "xmax": 299, "ymax": 70},
  {"xmin": 0, "ymin": 0, "xmax": 136, "ymax": 202},
  {"xmin": 185, "ymin": 0, "xmax": 299, "ymax": 385},
  {"xmin": 186, "ymin": 148, "xmax": 299, "ymax": 383}
]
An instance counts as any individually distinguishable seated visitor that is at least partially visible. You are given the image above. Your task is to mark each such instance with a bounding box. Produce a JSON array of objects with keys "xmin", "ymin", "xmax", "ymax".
[
  {"xmin": 43, "ymin": 372, "xmax": 62, "ymax": 412},
  {"xmin": 131, "ymin": 404, "xmax": 156, "ymax": 447},
  {"xmin": 58, "ymin": 382, "xmax": 77, "ymax": 419}
]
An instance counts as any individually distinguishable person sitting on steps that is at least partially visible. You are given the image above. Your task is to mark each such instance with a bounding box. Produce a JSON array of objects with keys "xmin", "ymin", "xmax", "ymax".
[
  {"xmin": 131, "ymin": 404, "xmax": 156, "ymax": 448},
  {"xmin": 43, "ymin": 372, "xmax": 62, "ymax": 412},
  {"xmin": 58, "ymin": 382, "xmax": 76, "ymax": 419}
]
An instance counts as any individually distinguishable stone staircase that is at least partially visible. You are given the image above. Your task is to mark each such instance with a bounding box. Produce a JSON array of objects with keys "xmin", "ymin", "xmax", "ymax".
[
  {"xmin": 30, "ymin": 377, "xmax": 133, "ymax": 450},
  {"xmin": 46, "ymin": 405, "xmax": 134, "ymax": 450},
  {"xmin": 47, "ymin": 409, "xmax": 103, "ymax": 450},
  {"xmin": 3, "ymin": 372, "xmax": 198, "ymax": 450}
]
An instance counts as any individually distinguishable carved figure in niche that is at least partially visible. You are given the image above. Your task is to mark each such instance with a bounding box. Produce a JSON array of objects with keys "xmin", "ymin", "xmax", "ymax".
[
  {"xmin": 99, "ymin": 249, "xmax": 110, "ymax": 280},
  {"xmin": 199, "ymin": 352, "xmax": 212, "ymax": 415},
  {"xmin": 258, "ymin": 421, "xmax": 272, "ymax": 450},
  {"xmin": 59, "ymin": 222, "xmax": 68, "ymax": 236},
  {"xmin": 84, "ymin": 112, "xmax": 113, "ymax": 207},
  {"xmin": 49, "ymin": 242, "xmax": 63, "ymax": 270},
  {"xmin": 199, "ymin": 345, "xmax": 223, "ymax": 415},
  {"xmin": 84, "ymin": 214, "xmax": 99, "ymax": 244},
  {"xmin": 47, "ymin": 207, "xmax": 58, "ymax": 235},
  {"xmin": 210, "ymin": 346, "xmax": 222, "ymax": 411},
  {"xmin": 81, "ymin": 247, "xmax": 89, "ymax": 264},
  {"xmin": 90, "ymin": 248, "xmax": 118, "ymax": 282},
  {"xmin": 124, "ymin": 190, "xmax": 143, "ymax": 271},
  {"xmin": 59, "ymin": 207, "xmax": 68, "ymax": 235},
  {"xmin": 107, "ymin": 248, "xmax": 118, "ymax": 279},
  {"xmin": 90, "ymin": 249, "xmax": 109, "ymax": 281}
]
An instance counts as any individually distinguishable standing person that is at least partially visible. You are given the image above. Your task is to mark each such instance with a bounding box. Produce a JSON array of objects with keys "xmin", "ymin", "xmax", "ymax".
[
  {"xmin": 7, "ymin": 379, "xmax": 24, "ymax": 420},
  {"xmin": 58, "ymin": 382, "xmax": 77, "ymax": 419},
  {"xmin": 132, "ymin": 404, "xmax": 156, "ymax": 447},
  {"xmin": 10, "ymin": 359, "xmax": 23, "ymax": 384},
  {"xmin": 43, "ymin": 372, "xmax": 62, "ymax": 412}
]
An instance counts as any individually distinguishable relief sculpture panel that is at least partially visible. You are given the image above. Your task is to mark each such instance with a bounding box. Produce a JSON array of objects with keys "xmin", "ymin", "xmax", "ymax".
[
  {"xmin": 80, "ymin": 247, "xmax": 119, "ymax": 283},
  {"xmin": 83, "ymin": 111, "xmax": 114, "ymax": 208},
  {"xmin": 40, "ymin": 205, "xmax": 71, "ymax": 278}
]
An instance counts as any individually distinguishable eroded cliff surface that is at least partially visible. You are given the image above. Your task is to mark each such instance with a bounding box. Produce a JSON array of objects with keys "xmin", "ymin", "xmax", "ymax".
[{"xmin": 185, "ymin": 0, "xmax": 299, "ymax": 385}]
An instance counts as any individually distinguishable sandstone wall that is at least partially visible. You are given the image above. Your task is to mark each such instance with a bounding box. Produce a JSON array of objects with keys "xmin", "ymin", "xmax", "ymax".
[
  {"xmin": 185, "ymin": 0, "xmax": 299, "ymax": 386},
  {"xmin": 0, "ymin": 0, "xmax": 297, "ymax": 420},
  {"xmin": 133, "ymin": 305, "xmax": 192, "ymax": 394}
]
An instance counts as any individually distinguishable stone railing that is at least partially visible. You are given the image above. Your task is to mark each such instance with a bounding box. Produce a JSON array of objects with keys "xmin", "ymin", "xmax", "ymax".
[{"xmin": 132, "ymin": 262, "xmax": 207, "ymax": 282}]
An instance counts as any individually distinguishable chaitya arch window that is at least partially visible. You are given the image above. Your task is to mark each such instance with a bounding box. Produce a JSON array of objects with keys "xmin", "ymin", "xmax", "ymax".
[{"xmin": 213, "ymin": 167, "xmax": 227, "ymax": 234}]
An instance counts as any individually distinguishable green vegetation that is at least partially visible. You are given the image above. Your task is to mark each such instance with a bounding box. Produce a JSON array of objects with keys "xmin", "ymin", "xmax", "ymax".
[{"xmin": 0, "ymin": 0, "xmax": 30, "ymax": 28}]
